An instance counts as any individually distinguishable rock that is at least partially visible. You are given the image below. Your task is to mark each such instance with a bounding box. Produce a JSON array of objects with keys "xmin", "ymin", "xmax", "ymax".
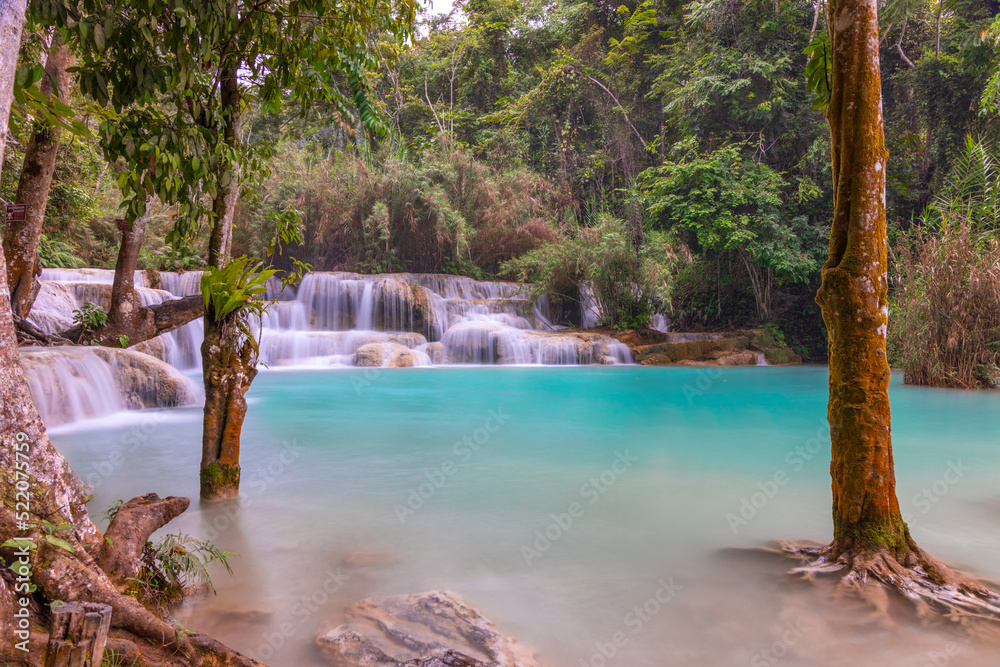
[
  {"xmin": 422, "ymin": 342, "xmax": 446, "ymax": 365},
  {"xmin": 19, "ymin": 346, "xmax": 199, "ymax": 426},
  {"xmin": 763, "ymin": 347, "xmax": 802, "ymax": 365},
  {"xmin": 717, "ymin": 350, "xmax": 759, "ymax": 366},
  {"xmin": 133, "ymin": 336, "xmax": 169, "ymax": 361},
  {"xmin": 317, "ymin": 590, "xmax": 539, "ymax": 667},
  {"xmin": 355, "ymin": 342, "xmax": 407, "ymax": 367},
  {"xmin": 92, "ymin": 347, "xmax": 197, "ymax": 409},
  {"xmin": 354, "ymin": 341, "xmax": 430, "ymax": 368},
  {"xmin": 632, "ymin": 336, "xmax": 749, "ymax": 365},
  {"xmin": 341, "ymin": 552, "xmax": 400, "ymax": 569},
  {"xmin": 626, "ymin": 328, "xmax": 803, "ymax": 366}
]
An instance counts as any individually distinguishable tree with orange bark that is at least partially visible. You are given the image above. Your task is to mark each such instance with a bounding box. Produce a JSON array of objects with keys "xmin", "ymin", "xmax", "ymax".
[{"xmin": 793, "ymin": 0, "xmax": 1000, "ymax": 616}]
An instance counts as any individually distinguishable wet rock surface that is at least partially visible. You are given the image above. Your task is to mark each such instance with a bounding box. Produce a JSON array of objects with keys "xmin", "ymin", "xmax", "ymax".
[{"xmin": 317, "ymin": 590, "xmax": 539, "ymax": 667}]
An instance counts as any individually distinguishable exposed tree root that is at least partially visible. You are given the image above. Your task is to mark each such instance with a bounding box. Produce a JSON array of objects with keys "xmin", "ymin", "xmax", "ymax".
[
  {"xmin": 14, "ymin": 316, "xmax": 73, "ymax": 346},
  {"xmin": 783, "ymin": 539, "xmax": 1000, "ymax": 633},
  {"xmin": 33, "ymin": 544, "xmax": 202, "ymax": 664},
  {"xmin": 97, "ymin": 493, "xmax": 191, "ymax": 591}
]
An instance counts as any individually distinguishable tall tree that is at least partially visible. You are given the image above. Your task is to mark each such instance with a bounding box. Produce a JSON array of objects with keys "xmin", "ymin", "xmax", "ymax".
[
  {"xmin": 798, "ymin": 0, "xmax": 1000, "ymax": 614},
  {"xmin": 59, "ymin": 0, "xmax": 415, "ymax": 499},
  {"xmin": 2, "ymin": 31, "xmax": 72, "ymax": 319},
  {"xmin": 0, "ymin": 4, "xmax": 261, "ymax": 665}
]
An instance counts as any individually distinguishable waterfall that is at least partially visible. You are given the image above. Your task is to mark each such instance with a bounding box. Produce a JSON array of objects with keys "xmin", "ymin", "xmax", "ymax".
[
  {"xmin": 29, "ymin": 269, "xmax": 633, "ymax": 369},
  {"xmin": 19, "ymin": 346, "xmax": 199, "ymax": 427}
]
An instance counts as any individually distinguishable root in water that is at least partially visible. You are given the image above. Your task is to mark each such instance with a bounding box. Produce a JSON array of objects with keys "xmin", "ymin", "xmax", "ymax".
[{"xmin": 782, "ymin": 539, "xmax": 1000, "ymax": 635}]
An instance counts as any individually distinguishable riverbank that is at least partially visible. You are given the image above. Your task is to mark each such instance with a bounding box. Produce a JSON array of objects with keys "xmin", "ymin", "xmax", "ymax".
[{"xmin": 580, "ymin": 327, "xmax": 803, "ymax": 366}]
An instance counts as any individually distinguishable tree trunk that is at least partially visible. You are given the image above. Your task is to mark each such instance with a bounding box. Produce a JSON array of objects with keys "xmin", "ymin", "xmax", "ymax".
[
  {"xmin": 3, "ymin": 33, "xmax": 73, "ymax": 319},
  {"xmin": 200, "ymin": 317, "xmax": 257, "ymax": 501},
  {"xmin": 201, "ymin": 59, "xmax": 255, "ymax": 501},
  {"xmin": 208, "ymin": 65, "xmax": 240, "ymax": 269},
  {"xmin": 802, "ymin": 0, "xmax": 1000, "ymax": 620},
  {"xmin": 108, "ymin": 204, "xmax": 150, "ymax": 333},
  {"xmin": 96, "ymin": 493, "xmax": 190, "ymax": 591},
  {"xmin": 816, "ymin": 0, "xmax": 910, "ymax": 560}
]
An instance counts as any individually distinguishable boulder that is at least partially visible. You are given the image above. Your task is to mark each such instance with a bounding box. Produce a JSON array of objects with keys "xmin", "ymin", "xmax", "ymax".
[
  {"xmin": 717, "ymin": 350, "xmax": 759, "ymax": 366},
  {"xmin": 92, "ymin": 347, "xmax": 197, "ymax": 408},
  {"xmin": 19, "ymin": 346, "xmax": 198, "ymax": 426},
  {"xmin": 354, "ymin": 342, "xmax": 430, "ymax": 368},
  {"xmin": 355, "ymin": 342, "xmax": 408, "ymax": 367},
  {"xmin": 317, "ymin": 590, "xmax": 539, "ymax": 667}
]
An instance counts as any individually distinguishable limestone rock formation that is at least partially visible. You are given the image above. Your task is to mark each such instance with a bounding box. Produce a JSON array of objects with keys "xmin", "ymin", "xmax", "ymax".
[
  {"xmin": 19, "ymin": 346, "xmax": 198, "ymax": 426},
  {"xmin": 317, "ymin": 590, "xmax": 540, "ymax": 667}
]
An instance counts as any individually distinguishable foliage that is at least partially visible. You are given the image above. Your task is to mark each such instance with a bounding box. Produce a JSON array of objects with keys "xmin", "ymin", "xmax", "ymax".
[
  {"xmin": 927, "ymin": 135, "xmax": 1000, "ymax": 232},
  {"xmin": 236, "ymin": 142, "xmax": 561, "ymax": 276},
  {"xmin": 200, "ymin": 257, "xmax": 276, "ymax": 324},
  {"xmin": 36, "ymin": 0, "xmax": 417, "ymax": 244},
  {"xmin": 38, "ymin": 233, "xmax": 85, "ymax": 268},
  {"xmin": 503, "ymin": 216, "xmax": 674, "ymax": 329},
  {"xmin": 639, "ymin": 141, "xmax": 817, "ymax": 320},
  {"xmin": 72, "ymin": 301, "xmax": 108, "ymax": 334},
  {"xmin": 890, "ymin": 220, "xmax": 1000, "ymax": 389},
  {"xmin": 143, "ymin": 532, "xmax": 235, "ymax": 595}
]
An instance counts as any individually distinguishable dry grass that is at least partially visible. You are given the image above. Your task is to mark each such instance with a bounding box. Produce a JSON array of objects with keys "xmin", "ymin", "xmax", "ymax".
[
  {"xmin": 236, "ymin": 143, "xmax": 562, "ymax": 277},
  {"xmin": 891, "ymin": 220, "xmax": 1000, "ymax": 389}
]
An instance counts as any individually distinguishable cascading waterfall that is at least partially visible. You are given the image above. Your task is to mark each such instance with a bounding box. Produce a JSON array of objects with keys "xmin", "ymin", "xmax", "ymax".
[
  {"xmin": 29, "ymin": 269, "xmax": 633, "ymax": 372},
  {"xmin": 19, "ymin": 346, "xmax": 198, "ymax": 427}
]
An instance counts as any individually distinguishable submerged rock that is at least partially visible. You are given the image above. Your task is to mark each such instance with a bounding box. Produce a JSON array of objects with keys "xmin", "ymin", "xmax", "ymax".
[{"xmin": 317, "ymin": 590, "xmax": 539, "ymax": 667}]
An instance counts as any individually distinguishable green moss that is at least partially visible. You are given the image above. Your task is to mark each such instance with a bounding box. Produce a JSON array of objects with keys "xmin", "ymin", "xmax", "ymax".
[
  {"xmin": 836, "ymin": 511, "xmax": 911, "ymax": 556},
  {"xmin": 200, "ymin": 462, "xmax": 240, "ymax": 500}
]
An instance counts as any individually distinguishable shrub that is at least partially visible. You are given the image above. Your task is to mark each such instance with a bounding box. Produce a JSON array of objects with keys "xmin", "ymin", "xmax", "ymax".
[
  {"xmin": 890, "ymin": 220, "xmax": 1000, "ymax": 389},
  {"xmin": 503, "ymin": 216, "xmax": 675, "ymax": 329}
]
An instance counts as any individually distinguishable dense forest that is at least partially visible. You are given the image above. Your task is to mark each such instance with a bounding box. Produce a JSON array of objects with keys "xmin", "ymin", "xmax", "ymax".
[{"xmin": 3, "ymin": 0, "xmax": 1000, "ymax": 379}]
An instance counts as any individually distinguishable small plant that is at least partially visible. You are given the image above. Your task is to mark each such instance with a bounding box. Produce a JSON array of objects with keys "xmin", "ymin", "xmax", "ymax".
[
  {"xmin": 72, "ymin": 302, "xmax": 108, "ymax": 341},
  {"xmin": 761, "ymin": 323, "xmax": 788, "ymax": 347},
  {"xmin": 141, "ymin": 533, "xmax": 235, "ymax": 594},
  {"xmin": 118, "ymin": 334, "xmax": 129, "ymax": 348},
  {"xmin": 98, "ymin": 499, "xmax": 124, "ymax": 523},
  {"xmin": 101, "ymin": 650, "xmax": 140, "ymax": 667}
]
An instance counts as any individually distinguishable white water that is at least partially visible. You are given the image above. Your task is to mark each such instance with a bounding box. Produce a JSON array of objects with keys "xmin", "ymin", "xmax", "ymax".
[{"xmin": 33, "ymin": 269, "xmax": 632, "ymax": 371}]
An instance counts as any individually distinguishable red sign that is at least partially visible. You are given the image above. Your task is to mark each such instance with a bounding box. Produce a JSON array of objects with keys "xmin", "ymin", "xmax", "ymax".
[
  {"xmin": 115, "ymin": 218, "xmax": 130, "ymax": 232},
  {"xmin": 5, "ymin": 204, "xmax": 26, "ymax": 223}
]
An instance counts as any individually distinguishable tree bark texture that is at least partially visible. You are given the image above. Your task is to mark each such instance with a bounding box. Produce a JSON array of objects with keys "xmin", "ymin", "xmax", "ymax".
[
  {"xmin": 201, "ymin": 59, "xmax": 256, "ymax": 500},
  {"xmin": 60, "ymin": 294, "xmax": 204, "ymax": 348},
  {"xmin": 96, "ymin": 493, "xmax": 190, "ymax": 591},
  {"xmin": 208, "ymin": 64, "xmax": 240, "ymax": 268},
  {"xmin": 816, "ymin": 0, "xmax": 910, "ymax": 558},
  {"xmin": 200, "ymin": 317, "xmax": 257, "ymax": 501},
  {"xmin": 108, "ymin": 203, "xmax": 149, "ymax": 332},
  {"xmin": 3, "ymin": 33, "xmax": 73, "ymax": 319}
]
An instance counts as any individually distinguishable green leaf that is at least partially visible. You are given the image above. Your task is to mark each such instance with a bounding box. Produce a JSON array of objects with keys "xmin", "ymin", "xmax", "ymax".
[
  {"xmin": 2, "ymin": 538, "xmax": 36, "ymax": 550},
  {"xmin": 44, "ymin": 535, "xmax": 76, "ymax": 554}
]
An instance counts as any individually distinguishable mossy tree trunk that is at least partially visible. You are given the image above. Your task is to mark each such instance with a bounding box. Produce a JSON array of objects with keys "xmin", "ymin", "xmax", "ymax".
[
  {"xmin": 199, "ymin": 316, "xmax": 257, "ymax": 501},
  {"xmin": 2, "ymin": 32, "xmax": 72, "ymax": 320},
  {"xmin": 806, "ymin": 0, "xmax": 999, "ymax": 618},
  {"xmin": 199, "ymin": 59, "xmax": 256, "ymax": 501},
  {"xmin": 816, "ymin": 0, "xmax": 914, "ymax": 561}
]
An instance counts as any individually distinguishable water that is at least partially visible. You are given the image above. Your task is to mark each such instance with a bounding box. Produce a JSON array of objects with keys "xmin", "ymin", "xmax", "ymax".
[
  {"xmin": 30, "ymin": 270, "xmax": 631, "ymax": 370},
  {"xmin": 49, "ymin": 366, "xmax": 1000, "ymax": 666}
]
